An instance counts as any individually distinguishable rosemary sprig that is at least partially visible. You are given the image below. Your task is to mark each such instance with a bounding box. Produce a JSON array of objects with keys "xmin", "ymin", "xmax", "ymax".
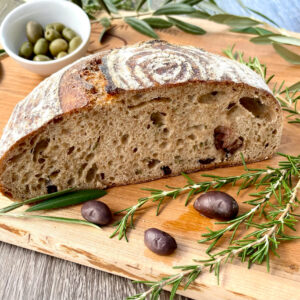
[
  {"xmin": 111, "ymin": 154, "xmax": 300, "ymax": 241},
  {"xmin": 223, "ymin": 45, "xmax": 300, "ymax": 124},
  {"xmin": 128, "ymin": 175, "xmax": 300, "ymax": 299}
]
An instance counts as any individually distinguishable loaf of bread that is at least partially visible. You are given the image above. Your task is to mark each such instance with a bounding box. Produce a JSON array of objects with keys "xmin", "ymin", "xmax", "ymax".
[{"xmin": 0, "ymin": 41, "xmax": 282, "ymax": 200}]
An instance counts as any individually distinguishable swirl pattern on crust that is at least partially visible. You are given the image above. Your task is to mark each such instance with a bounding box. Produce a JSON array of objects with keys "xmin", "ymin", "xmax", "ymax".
[{"xmin": 100, "ymin": 40, "xmax": 271, "ymax": 94}]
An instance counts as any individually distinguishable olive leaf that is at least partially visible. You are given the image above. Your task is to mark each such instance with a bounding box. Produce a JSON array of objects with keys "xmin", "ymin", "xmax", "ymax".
[
  {"xmin": 143, "ymin": 17, "xmax": 173, "ymax": 29},
  {"xmin": 247, "ymin": 7, "xmax": 279, "ymax": 28},
  {"xmin": 197, "ymin": 1, "xmax": 226, "ymax": 14},
  {"xmin": 26, "ymin": 189, "xmax": 107, "ymax": 212},
  {"xmin": 250, "ymin": 35, "xmax": 278, "ymax": 44},
  {"xmin": 0, "ymin": 213, "xmax": 100, "ymax": 229},
  {"xmin": 153, "ymin": 3, "xmax": 195, "ymax": 16},
  {"xmin": 268, "ymin": 36, "xmax": 300, "ymax": 47},
  {"xmin": 98, "ymin": 17, "xmax": 112, "ymax": 43},
  {"xmin": 209, "ymin": 14, "xmax": 261, "ymax": 28},
  {"xmin": 189, "ymin": 10, "xmax": 211, "ymax": 19},
  {"xmin": 124, "ymin": 17, "xmax": 159, "ymax": 39},
  {"xmin": 231, "ymin": 27, "xmax": 273, "ymax": 36},
  {"xmin": 180, "ymin": 0, "xmax": 204, "ymax": 5},
  {"xmin": 136, "ymin": 0, "xmax": 147, "ymax": 12},
  {"xmin": 273, "ymin": 43, "xmax": 300, "ymax": 65},
  {"xmin": 0, "ymin": 188, "xmax": 75, "ymax": 214},
  {"xmin": 168, "ymin": 17, "xmax": 206, "ymax": 35},
  {"xmin": 285, "ymin": 81, "xmax": 300, "ymax": 92},
  {"xmin": 99, "ymin": 16, "xmax": 111, "ymax": 28},
  {"xmin": 98, "ymin": 0, "xmax": 118, "ymax": 15}
]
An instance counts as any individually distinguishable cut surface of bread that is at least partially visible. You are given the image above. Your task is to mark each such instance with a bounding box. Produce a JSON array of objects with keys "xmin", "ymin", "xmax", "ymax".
[{"xmin": 0, "ymin": 41, "xmax": 282, "ymax": 200}]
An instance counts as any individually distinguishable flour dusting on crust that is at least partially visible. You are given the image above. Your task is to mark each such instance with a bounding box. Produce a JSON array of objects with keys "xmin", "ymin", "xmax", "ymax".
[{"xmin": 101, "ymin": 40, "xmax": 271, "ymax": 94}]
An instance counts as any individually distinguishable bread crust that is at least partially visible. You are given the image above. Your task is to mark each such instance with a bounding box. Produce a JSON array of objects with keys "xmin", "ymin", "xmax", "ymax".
[{"xmin": 0, "ymin": 41, "xmax": 282, "ymax": 199}]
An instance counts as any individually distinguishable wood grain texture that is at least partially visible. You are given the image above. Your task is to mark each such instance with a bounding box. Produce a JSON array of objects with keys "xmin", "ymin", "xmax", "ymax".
[{"xmin": 0, "ymin": 17, "xmax": 300, "ymax": 300}]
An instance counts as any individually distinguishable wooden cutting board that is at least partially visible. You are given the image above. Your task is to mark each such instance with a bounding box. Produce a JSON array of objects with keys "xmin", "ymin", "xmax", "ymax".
[{"xmin": 0, "ymin": 18, "xmax": 300, "ymax": 300}]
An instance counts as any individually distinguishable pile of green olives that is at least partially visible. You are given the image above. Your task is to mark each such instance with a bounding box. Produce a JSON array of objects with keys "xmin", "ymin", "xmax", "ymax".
[{"xmin": 19, "ymin": 21, "xmax": 82, "ymax": 61}]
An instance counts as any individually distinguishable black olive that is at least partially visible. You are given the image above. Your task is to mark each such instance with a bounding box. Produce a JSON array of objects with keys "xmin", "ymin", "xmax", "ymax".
[
  {"xmin": 81, "ymin": 200, "xmax": 112, "ymax": 225},
  {"xmin": 144, "ymin": 228, "xmax": 177, "ymax": 255},
  {"xmin": 193, "ymin": 191, "xmax": 239, "ymax": 220},
  {"xmin": 161, "ymin": 166, "xmax": 172, "ymax": 175}
]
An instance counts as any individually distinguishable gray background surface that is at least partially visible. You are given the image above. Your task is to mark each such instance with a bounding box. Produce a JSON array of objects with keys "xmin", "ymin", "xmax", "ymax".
[{"xmin": 0, "ymin": 1, "xmax": 299, "ymax": 300}]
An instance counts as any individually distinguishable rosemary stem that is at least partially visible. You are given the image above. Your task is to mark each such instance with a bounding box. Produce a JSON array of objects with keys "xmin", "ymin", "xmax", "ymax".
[{"xmin": 138, "ymin": 177, "xmax": 300, "ymax": 298}]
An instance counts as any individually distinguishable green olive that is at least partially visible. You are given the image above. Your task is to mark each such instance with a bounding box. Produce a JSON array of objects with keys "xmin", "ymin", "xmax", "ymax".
[
  {"xmin": 44, "ymin": 28, "xmax": 61, "ymax": 41},
  {"xmin": 19, "ymin": 41, "xmax": 33, "ymax": 59},
  {"xmin": 68, "ymin": 36, "xmax": 82, "ymax": 53},
  {"xmin": 33, "ymin": 54, "xmax": 51, "ymax": 61},
  {"xmin": 45, "ymin": 22, "xmax": 65, "ymax": 33},
  {"xmin": 49, "ymin": 38, "xmax": 68, "ymax": 56},
  {"xmin": 62, "ymin": 27, "xmax": 77, "ymax": 41},
  {"xmin": 26, "ymin": 21, "xmax": 43, "ymax": 44},
  {"xmin": 33, "ymin": 38, "xmax": 49, "ymax": 55},
  {"xmin": 56, "ymin": 51, "xmax": 68, "ymax": 59}
]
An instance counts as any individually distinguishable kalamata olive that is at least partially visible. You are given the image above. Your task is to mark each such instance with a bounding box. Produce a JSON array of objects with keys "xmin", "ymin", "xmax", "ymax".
[
  {"xmin": 46, "ymin": 22, "xmax": 65, "ymax": 33},
  {"xmin": 19, "ymin": 41, "xmax": 33, "ymax": 59},
  {"xmin": 45, "ymin": 28, "xmax": 61, "ymax": 42},
  {"xmin": 49, "ymin": 38, "xmax": 68, "ymax": 56},
  {"xmin": 68, "ymin": 36, "xmax": 82, "ymax": 53},
  {"xmin": 26, "ymin": 21, "xmax": 43, "ymax": 44},
  {"xmin": 62, "ymin": 27, "xmax": 77, "ymax": 41},
  {"xmin": 33, "ymin": 38, "xmax": 49, "ymax": 55},
  {"xmin": 81, "ymin": 200, "xmax": 112, "ymax": 225},
  {"xmin": 144, "ymin": 228, "xmax": 177, "ymax": 255},
  {"xmin": 33, "ymin": 55, "xmax": 51, "ymax": 61},
  {"xmin": 193, "ymin": 191, "xmax": 239, "ymax": 220},
  {"xmin": 56, "ymin": 51, "xmax": 68, "ymax": 59}
]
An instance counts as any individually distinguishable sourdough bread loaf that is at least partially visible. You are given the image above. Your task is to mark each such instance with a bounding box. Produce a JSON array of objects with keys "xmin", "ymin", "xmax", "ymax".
[{"xmin": 0, "ymin": 41, "xmax": 282, "ymax": 200}]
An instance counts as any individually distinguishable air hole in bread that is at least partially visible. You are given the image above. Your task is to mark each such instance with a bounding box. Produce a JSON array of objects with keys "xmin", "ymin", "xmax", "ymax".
[
  {"xmin": 86, "ymin": 164, "xmax": 98, "ymax": 183},
  {"xmin": 32, "ymin": 139, "xmax": 50, "ymax": 162},
  {"xmin": 148, "ymin": 159, "xmax": 160, "ymax": 169},
  {"xmin": 86, "ymin": 153, "xmax": 95, "ymax": 161},
  {"xmin": 150, "ymin": 112, "xmax": 166, "ymax": 127},
  {"xmin": 121, "ymin": 134, "xmax": 129, "ymax": 144},
  {"xmin": 68, "ymin": 178, "xmax": 74, "ymax": 186},
  {"xmin": 198, "ymin": 92, "xmax": 224, "ymax": 104},
  {"xmin": 239, "ymin": 97, "xmax": 273, "ymax": 120},
  {"xmin": 50, "ymin": 170, "xmax": 60, "ymax": 179},
  {"xmin": 38, "ymin": 158, "xmax": 45, "ymax": 164},
  {"xmin": 78, "ymin": 163, "xmax": 88, "ymax": 177},
  {"xmin": 67, "ymin": 146, "xmax": 75, "ymax": 155},
  {"xmin": 128, "ymin": 97, "xmax": 171, "ymax": 110},
  {"xmin": 188, "ymin": 134, "xmax": 196, "ymax": 140},
  {"xmin": 227, "ymin": 102, "xmax": 236, "ymax": 110}
]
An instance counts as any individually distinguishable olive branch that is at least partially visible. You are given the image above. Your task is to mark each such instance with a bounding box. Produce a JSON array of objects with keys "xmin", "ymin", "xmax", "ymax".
[{"xmin": 71, "ymin": 0, "xmax": 300, "ymax": 65}]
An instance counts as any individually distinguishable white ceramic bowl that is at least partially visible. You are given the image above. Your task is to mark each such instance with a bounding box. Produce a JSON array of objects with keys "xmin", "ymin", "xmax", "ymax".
[{"xmin": 0, "ymin": 0, "xmax": 91, "ymax": 76}]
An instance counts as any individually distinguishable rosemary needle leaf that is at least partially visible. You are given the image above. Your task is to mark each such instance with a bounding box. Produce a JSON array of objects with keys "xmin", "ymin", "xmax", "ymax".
[
  {"xmin": 0, "ymin": 188, "xmax": 75, "ymax": 214},
  {"xmin": 124, "ymin": 17, "xmax": 158, "ymax": 39},
  {"xmin": 26, "ymin": 189, "xmax": 106, "ymax": 212},
  {"xmin": 0, "ymin": 213, "xmax": 100, "ymax": 229}
]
